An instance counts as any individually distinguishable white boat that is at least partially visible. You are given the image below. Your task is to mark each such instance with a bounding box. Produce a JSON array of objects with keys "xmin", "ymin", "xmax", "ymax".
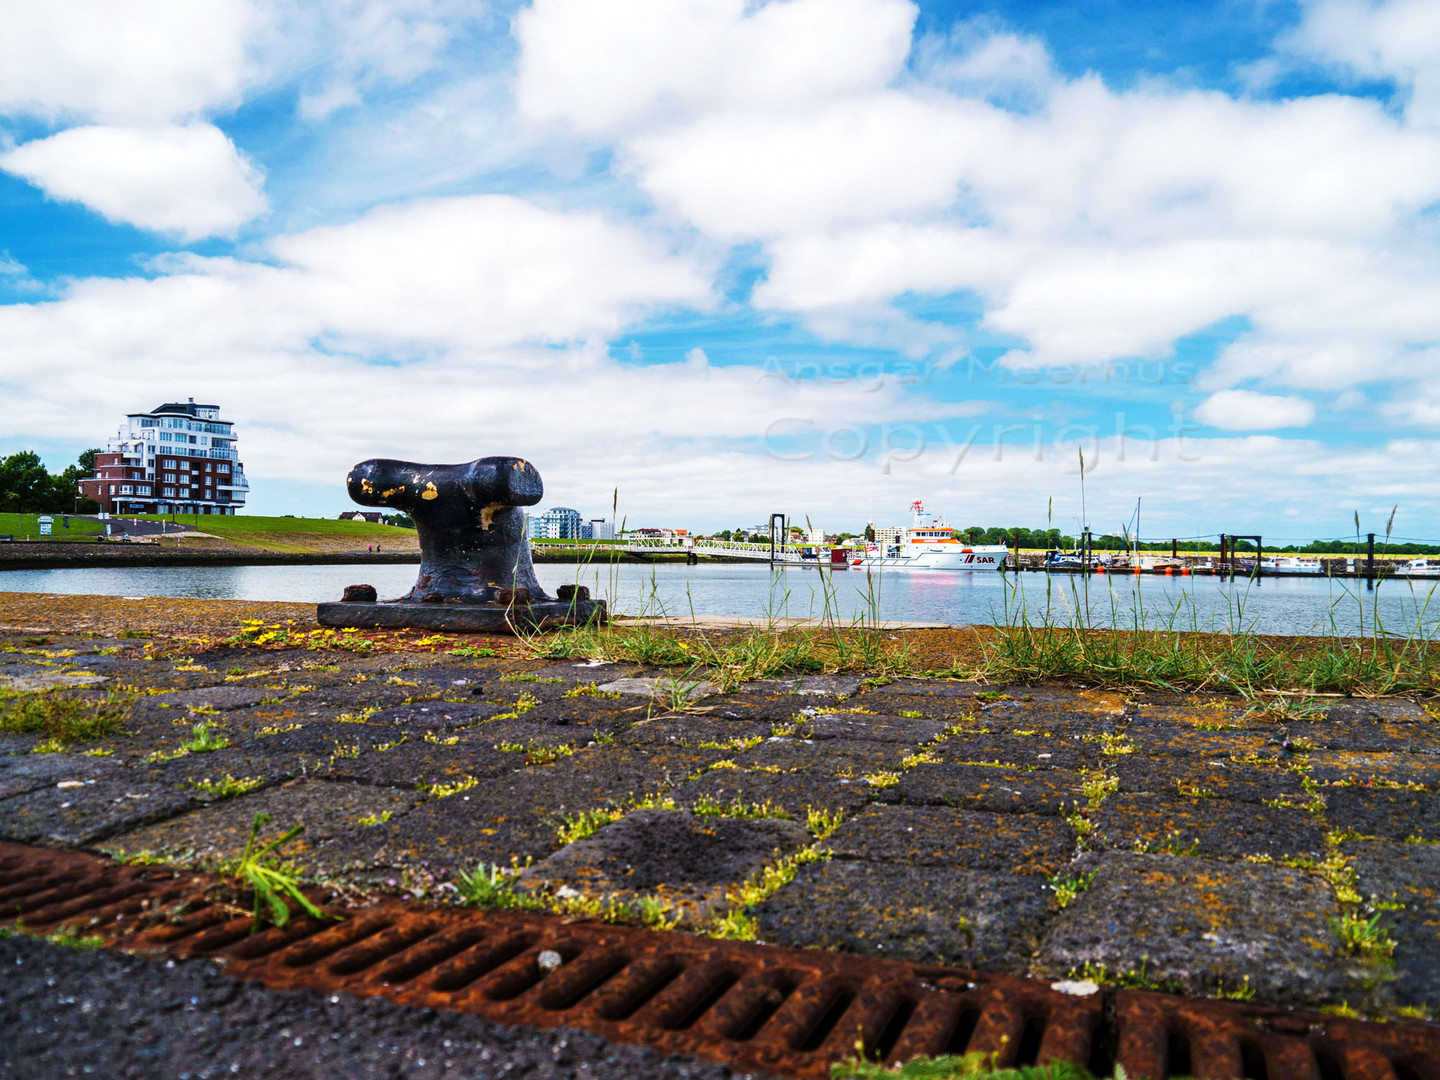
[
  {"xmin": 856, "ymin": 501, "xmax": 1007, "ymax": 572},
  {"xmin": 1260, "ymin": 556, "xmax": 1323, "ymax": 574},
  {"xmin": 1396, "ymin": 558, "xmax": 1440, "ymax": 578}
]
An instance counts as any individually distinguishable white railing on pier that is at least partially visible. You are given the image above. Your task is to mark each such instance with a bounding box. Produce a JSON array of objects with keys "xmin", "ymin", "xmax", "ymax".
[{"xmin": 533, "ymin": 539, "xmax": 829, "ymax": 563}]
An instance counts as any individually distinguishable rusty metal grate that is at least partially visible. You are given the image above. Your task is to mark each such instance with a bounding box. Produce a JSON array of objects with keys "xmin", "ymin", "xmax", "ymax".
[{"xmin": 1, "ymin": 840, "xmax": 1436, "ymax": 1080}]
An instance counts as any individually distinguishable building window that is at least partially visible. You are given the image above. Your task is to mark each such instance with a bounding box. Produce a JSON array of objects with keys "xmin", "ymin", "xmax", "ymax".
[
  {"xmin": 163, "ymin": 487, "xmax": 176, "ymax": 497},
  {"xmin": 136, "ymin": 485, "xmax": 151, "ymax": 495},
  {"xmin": 163, "ymin": 459, "xmax": 176, "ymax": 468},
  {"xmin": 108, "ymin": 485, "xmax": 115, "ymax": 495}
]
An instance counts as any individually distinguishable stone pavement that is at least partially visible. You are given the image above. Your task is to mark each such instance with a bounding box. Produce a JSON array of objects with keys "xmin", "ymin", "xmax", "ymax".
[{"xmin": 2, "ymin": 614, "xmax": 1438, "ymax": 1022}]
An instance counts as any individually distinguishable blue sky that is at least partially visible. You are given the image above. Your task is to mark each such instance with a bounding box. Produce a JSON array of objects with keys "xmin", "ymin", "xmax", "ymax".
[{"xmin": 1, "ymin": 0, "xmax": 1438, "ymax": 543}]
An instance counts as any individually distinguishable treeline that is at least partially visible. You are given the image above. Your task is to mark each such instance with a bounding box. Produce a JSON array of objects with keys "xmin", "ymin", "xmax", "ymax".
[
  {"xmin": 959, "ymin": 528, "xmax": 1440, "ymax": 556},
  {"xmin": 0, "ymin": 451, "xmax": 101, "ymax": 513}
]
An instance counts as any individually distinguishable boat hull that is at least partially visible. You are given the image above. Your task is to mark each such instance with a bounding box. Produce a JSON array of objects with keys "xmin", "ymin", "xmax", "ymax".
[{"xmin": 858, "ymin": 546, "xmax": 1006, "ymax": 572}]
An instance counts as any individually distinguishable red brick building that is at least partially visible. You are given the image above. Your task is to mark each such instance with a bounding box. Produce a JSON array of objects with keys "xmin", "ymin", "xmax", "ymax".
[{"xmin": 80, "ymin": 398, "xmax": 249, "ymax": 515}]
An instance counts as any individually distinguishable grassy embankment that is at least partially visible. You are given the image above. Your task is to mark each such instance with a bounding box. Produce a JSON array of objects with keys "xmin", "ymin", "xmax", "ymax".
[
  {"xmin": 136, "ymin": 514, "xmax": 419, "ymax": 555},
  {"xmin": 0, "ymin": 513, "xmax": 105, "ymax": 541}
]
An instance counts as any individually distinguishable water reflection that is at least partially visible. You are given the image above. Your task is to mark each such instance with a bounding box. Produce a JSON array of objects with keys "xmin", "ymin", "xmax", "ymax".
[{"xmin": 0, "ymin": 562, "xmax": 1435, "ymax": 639}]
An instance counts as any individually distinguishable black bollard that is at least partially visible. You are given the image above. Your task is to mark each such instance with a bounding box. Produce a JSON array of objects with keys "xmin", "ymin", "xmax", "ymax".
[{"xmin": 317, "ymin": 456, "xmax": 605, "ymax": 633}]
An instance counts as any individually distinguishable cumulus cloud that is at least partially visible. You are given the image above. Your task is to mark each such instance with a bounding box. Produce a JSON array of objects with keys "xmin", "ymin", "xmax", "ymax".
[
  {"xmin": 0, "ymin": 0, "xmax": 259, "ymax": 124},
  {"xmin": 292, "ymin": 0, "xmax": 480, "ymax": 119},
  {"xmin": 1194, "ymin": 390, "xmax": 1317, "ymax": 430},
  {"xmin": 0, "ymin": 123, "xmax": 268, "ymax": 242},
  {"xmin": 1283, "ymin": 0, "xmax": 1440, "ymax": 125},
  {"xmin": 514, "ymin": 0, "xmax": 917, "ymax": 138},
  {"xmin": 513, "ymin": 0, "xmax": 1440, "ymax": 415}
]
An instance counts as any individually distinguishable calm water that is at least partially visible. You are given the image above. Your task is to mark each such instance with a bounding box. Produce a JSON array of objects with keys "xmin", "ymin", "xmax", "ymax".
[{"xmin": 1, "ymin": 561, "xmax": 1437, "ymax": 638}]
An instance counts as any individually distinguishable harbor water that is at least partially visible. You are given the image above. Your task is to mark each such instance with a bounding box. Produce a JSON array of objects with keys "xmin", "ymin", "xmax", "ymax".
[{"xmin": 1, "ymin": 562, "xmax": 1437, "ymax": 638}]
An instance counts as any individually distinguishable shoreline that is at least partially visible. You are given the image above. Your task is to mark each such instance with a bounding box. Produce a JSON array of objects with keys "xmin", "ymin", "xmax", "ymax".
[{"xmin": 0, "ymin": 542, "xmax": 706, "ymax": 571}]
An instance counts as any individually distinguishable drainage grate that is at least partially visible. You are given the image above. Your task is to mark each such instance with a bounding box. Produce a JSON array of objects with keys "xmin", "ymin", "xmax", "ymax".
[{"xmin": 1, "ymin": 841, "xmax": 1436, "ymax": 1079}]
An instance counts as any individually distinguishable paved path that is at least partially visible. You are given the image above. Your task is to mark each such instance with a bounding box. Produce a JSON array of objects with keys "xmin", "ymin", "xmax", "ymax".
[{"xmin": 1, "ymin": 596, "xmax": 1437, "ymax": 1027}]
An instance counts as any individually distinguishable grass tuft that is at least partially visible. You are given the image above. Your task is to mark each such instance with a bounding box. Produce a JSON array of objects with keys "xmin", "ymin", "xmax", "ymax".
[{"xmin": 0, "ymin": 688, "xmax": 130, "ymax": 747}]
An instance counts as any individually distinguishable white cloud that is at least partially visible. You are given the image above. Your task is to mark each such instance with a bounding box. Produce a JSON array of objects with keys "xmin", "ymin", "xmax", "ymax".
[
  {"xmin": 514, "ymin": 0, "xmax": 917, "ymax": 138},
  {"xmin": 624, "ymin": 93, "xmax": 999, "ymax": 240},
  {"xmin": 0, "ymin": 123, "xmax": 268, "ymax": 242},
  {"xmin": 1193, "ymin": 390, "xmax": 1317, "ymax": 430},
  {"xmin": 259, "ymin": 194, "xmax": 715, "ymax": 350},
  {"xmin": 293, "ymin": 0, "xmax": 478, "ymax": 119},
  {"xmin": 1283, "ymin": 0, "xmax": 1440, "ymax": 125},
  {"xmin": 0, "ymin": 0, "xmax": 260, "ymax": 124},
  {"xmin": 912, "ymin": 18, "xmax": 1056, "ymax": 108}
]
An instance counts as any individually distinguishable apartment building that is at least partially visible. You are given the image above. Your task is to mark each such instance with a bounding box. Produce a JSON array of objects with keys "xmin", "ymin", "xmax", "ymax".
[{"xmin": 80, "ymin": 398, "xmax": 249, "ymax": 515}]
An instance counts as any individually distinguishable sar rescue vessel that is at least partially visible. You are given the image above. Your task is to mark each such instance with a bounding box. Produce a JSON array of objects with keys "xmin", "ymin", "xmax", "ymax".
[{"xmin": 857, "ymin": 501, "xmax": 1007, "ymax": 571}]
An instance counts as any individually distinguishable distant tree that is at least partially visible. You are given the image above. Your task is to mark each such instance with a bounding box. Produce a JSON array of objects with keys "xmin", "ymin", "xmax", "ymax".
[
  {"xmin": 77, "ymin": 448, "xmax": 101, "ymax": 474},
  {"xmin": 382, "ymin": 512, "xmax": 415, "ymax": 529},
  {"xmin": 0, "ymin": 452, "xmax": 79, "ymax": 513},
  {"xmin": 864, "ymin": 524, "xmax": 875, "ymax": 542}
]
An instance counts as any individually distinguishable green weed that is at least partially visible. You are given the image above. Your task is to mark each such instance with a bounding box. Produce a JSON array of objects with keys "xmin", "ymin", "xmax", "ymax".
[
  {"xmin": 0, "ymin": 922, "xmax": 107, "ymax": 951},
  {"xmin": 420, "ymin": 775, "xmax": 479, "ymax": 798},
  {"xmin": 221, "ymin": 813, "xmax": 334, "ymax": 931},
  {"xmin": 187, "ymin": 774, "xmax": 263, "ymax": 799},
  {"xmin": 0, "ymin": 688, "xmax": 130, "ymax": 746},
  {"xmin": 1331, "ymin": 909, "xmax": 1397, "ymax": 960},
  {"xmin": 1047, "ymin": 871, "xmax": 1096, "ymax": 909},
  {"xmin": 497, "ymin": 739, "xmax": 574, "ymax": 766},
  {"xmin": 832, "ymin": 1053, "xmax": 1097, "ymax": 1079},
  {"xmin": 181, "ymin": 721, "xmax": 229, "ymax": 753}
]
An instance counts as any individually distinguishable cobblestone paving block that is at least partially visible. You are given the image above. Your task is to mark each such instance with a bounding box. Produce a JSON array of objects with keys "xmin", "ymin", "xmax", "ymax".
[
  {"xmin": 612, "ymin": 715, "xmax": 770, "ymax": 748},
  {"xmin": 877, "ymin": 762, "xmax": 1085, "ymax": 815},
  {"xmin": 730, "ymin": 736, "xmax": 913, "ymax": 776},
  {"xmin": 748, "ymin": 674, "xmax": 864, "ymax": 697},
  {"xmin": 1285, "ymin": 709, "xmax": 1440, "ymax": 754},
  {"xmin": 520, "ymin": 696, "xmax": 646, "ymax": 733},
  {"xmin": 325, "ymin": 751, "xmax": 709, "ymax": 876},
  {"xmin": 1111, "ymin": 755, "xmax": 1307, "ymax": 803},
  {"xmin": 278, "ymin": 682, "xmax": 434, "ymax": 720},
  {"xmin": 1329, "ymin": 699, "xmax": 1433, "ymax": 723},
  {"xmin": 667, "ymin": 767, "xmax": 871, "ymax": 818},
  {"xmin": 827, "ymin": 805, "xmax": 1073, "ymax": 877},
  {"xmin": 1092, "ymin": 793, "xmax": 1326, "ymax": 860},
  {"xmin": 369, "ymin": 700, "xmax": 503, "ymax": 730},
  {"xmin": 106, "ymin": 779, "xmax": 422, "ymax": 869},
  {"xmin": 924, "ymin": 687, "xmax": 1129, "ymax": 732},
  {"xmin": 0, "ymin": 669, "xmax": 110, "ymax": 691},
  {"xmin": 321, "ymin": 788, "xmax": 554, "ymax": 876},
  {"xmin": 144, "ymin": 685, "xmax": 284, "ymax": 711},
  {"xmin": 567, "ymin": 743, "xmax": 728, "ymax": 794},
  {"xmin": 130, "ymin": 744, "xmax": 314, "ymax": 793},
  {"xmin": 0, "ymin": 751, "xmax": 119, "ymax": 799},
  {"xmin": 1347, "ymin": 838, "xmax": 1440, "ymax": 1008},
  {"xmin": 1032, "ymin": 852, "xmax": 1357, "ymax": 1008},
  {"xmin": 791, "ymin": 711, "xmax": 950, "ymax": 744},
  {"xmin": 1325, "ymin": 787, "xmax": 1440, "ymax": 841},
  {"xmin": 1122, "ymin": 723, "xmax": 1281, "ymax": 761},
  {"xmin": 933, "ymin": 731, "xmax": 1102, "ymax": 771},
  {"xmin": 519, "ymin": 807, "xmax": 811, "ymax": 920},
  {"xmin": 699, "ymin": 676, "xmax": 863, "ymax": 723},
  {"xmin": 0, "ymin": 774, "xmax": 195, "ymax": 846},
  {"xmin": 752, "ymin": 859, "xmax": 1052, "ymax": 974},
  {"xmin": 319, "ymin": 733, "xmax": 518, "ymax": 789},
  {"xmin": 860, "ymin": 676, "xmax": 988, "ymax": 696},
  {"xmin": 1307, "ymin": 750, "xmax": 1440, "ymax": 790}
]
